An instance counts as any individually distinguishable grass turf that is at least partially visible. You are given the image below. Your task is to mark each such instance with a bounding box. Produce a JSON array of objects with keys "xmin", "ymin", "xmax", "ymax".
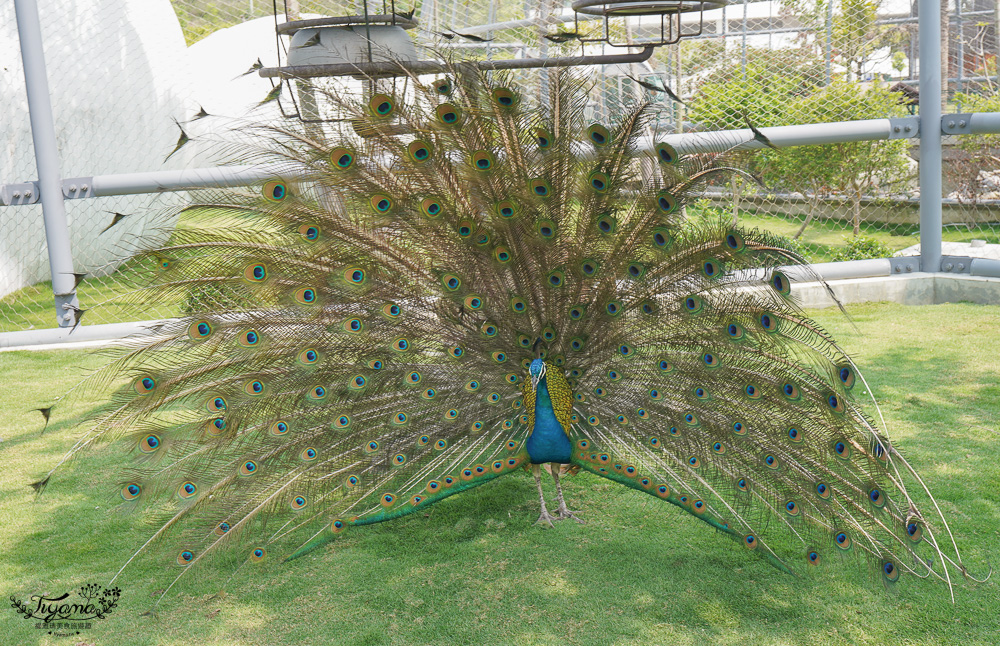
[{"xmin": 1, "ymin": 301, "xmax": 998, "ymax": 645}]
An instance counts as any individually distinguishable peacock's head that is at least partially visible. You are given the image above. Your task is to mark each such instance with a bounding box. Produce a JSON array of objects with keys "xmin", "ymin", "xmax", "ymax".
[{"xmin": 528, "ymin": 358, "xmax": 547, "ymax": 390}]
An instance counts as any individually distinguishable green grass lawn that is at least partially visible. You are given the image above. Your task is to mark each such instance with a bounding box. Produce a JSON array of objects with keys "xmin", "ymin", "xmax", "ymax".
[{"xmin": 1, "ymin": 302, "xmax": 999, "ymax": 645}]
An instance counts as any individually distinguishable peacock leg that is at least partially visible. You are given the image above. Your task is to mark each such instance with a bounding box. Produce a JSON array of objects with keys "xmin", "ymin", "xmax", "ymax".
[
  {"xmin": 532, "ymin": 464, "xmax": 559, "ymax": 528},
  {"xmin": 551, "ymin": 468, "xmax": 584, "ymax": 523}
]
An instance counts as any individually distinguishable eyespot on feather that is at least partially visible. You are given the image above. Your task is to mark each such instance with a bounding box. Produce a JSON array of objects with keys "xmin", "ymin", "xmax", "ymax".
[
  {"xmin": 262, "ymin": 180, "xmax": 288, "ymax": 203},
  {"xmin": 343, "ymin": 266, "xmax": 366, "ymax": 285},
  {"xmin": 441, "ymin": 273, "xmax": 462, "ymax": 292},
  {"xmin": 588, "ymin": 171, "xmax": 610, "ymax": 193},
  {"xmin": 495, "ymin": 200, "xmax": 518, "ymax": 218},
  {"xmin": 432, "ymin": 78, "xmax": 451, "ymax": 95},
  {"xmin": 134, "ymin": 376, "xmax": 156, "ymax": 395},
  {"xmin": 368, "ymin": 93, "xmax": 395, "ymax": 117},
  {"xmin": 682, "ymin": 294, "xmax": 704, "ymax": 315},
  {"xmin": 770, "ymin": 270, "xmax": 791, "ymax": 296},
  {"xmin": 652, "ymin": 227, "xmax": 672, "ymax": 250},
  {"xmin": 121, "ymin": 483, "xmax": 141, "ymax": 501},
  {"xmin": 238, "ymin": 329, "xmax": 261, "ymax": 347},
  {"xmin": 881, "ymin": 558, "xmax": 900, "ymax": 582},
  {"xmin": 656, "ymin": 190, "xmax": 678, "ymax": 214},
  {"xmin": 407, "ymin": 139, "xmax": 433, "ymax": 162},
  {"xmin": 759, "ymin": 312, "xmax": 780, "ymax": 332},
  {"xmin": 329, "ymin": 147, "xmax": 355, "ymax": 170},
  {"xmin": 701, "ymin": 257, "xmax": 724, "ymax": 279},
  {"xmin": 471, "ymin": 150, "xmax": 496, "ymax": 171},
  {"xmin": 188, "ymin": 320, "xmax": 213, "ymax": 340},
  {"xmin": 586, "ymin": 123, "xmax": 611, "ymax": 146},
  {"xmin": 528, "ymin": 178, "xmax": 551, "ymax": 198},
  {"xmin": 294, "ymin": 287, "xmax": 318, "ymax": 305},
  {"xmin": 298, "ymin": 348, "xmax": 320, "ymax": 364},
  {"xmin": 580, "ymin": 258, "xmax": 600, "ymax": 277},
  {"xmin": 243, "ymin": 263, "xmax": 267, "ymax": 282},
  {"xmin": 370, "ymin": 194, "xmax": 393, "ymax": 213},
  {"xmin": 205, "ymin": 417, "xmax": 227, "ymax": 437},
  {"xmin": 534, "ymin": 127, "xmax": 552, "ymax": 149},
  {"xmin": 781, "ymin": 382, "xmax": 801, "ymax": 401},
  {"xmin": 815, "ymin": 481, "xmax": 831, "ymax": 500},
  {"xmin": 655, "ymin": 142, "xmax": 677, "ymax": 164},
  {"xmin": 836, "ymin": 364, "xmax": 857, "ymax": 390},
  {"xmin": 139, "ymin": 434, "xmax": 161, "ymax": 453},
  {"xmin": 420, "ymin": 197, "xmax": 443, "ymax": 218},
  {"xmin": 177, "ymin": 481, "xmax": 197, "ymax": 500},
  {"xmin": 831, "ymin": 438, "xmax": 852, "ymax": 460},
  {"xmin": 724, "ymin": 229, "xmax": 746, "ymax": 251},
  {"xmin": 824, "ymin": 391, "xmax": 846, "ymax": 414},
  {"xmin": 436, "ymin": 103, "xmax": 461, "ymax": 125},
  {"xmin": 492, "ymin": 87, "xmax": 518, "ymax": 108},
  {"xmin": 298, "ymin": 224, "xmax": 321, "ymax": 241}
]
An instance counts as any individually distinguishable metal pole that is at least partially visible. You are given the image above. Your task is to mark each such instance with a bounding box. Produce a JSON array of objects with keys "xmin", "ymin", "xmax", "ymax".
[
  {"xmin": 14, "ymin": 0, "xmax": 79, "ymax": 327},
  {"xmin": 825, "ymin": 0, "xmax": 834, "ymax": 85},
  {"xmin": 538, "ymin": 0, "xmax": 552, "ymax": 107},
  {"xmin": 741, "ymin": 0, "xmax": 748, "ymax": 80},
  {"xmin": 995, "ymin": 0, "xmax": 1000, "ymax": 88},
  {"xmin": 955, "ymin": 0, "xmax": 963, "ymax": 94},
  {"xmin": 918, "ymin": 0, "xmax": 943, "ymax": 273}
]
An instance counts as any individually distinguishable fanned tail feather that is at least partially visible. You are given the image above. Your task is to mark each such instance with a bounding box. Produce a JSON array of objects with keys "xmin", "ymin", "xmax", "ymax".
[{"xmin": 34, "ymin": 59, "xmax": 975, "ymax": 606}]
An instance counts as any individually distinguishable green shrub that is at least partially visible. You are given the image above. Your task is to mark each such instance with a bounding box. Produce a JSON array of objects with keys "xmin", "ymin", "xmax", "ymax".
[{"xmin": 831, "ymin": 234, "xmax": 894, "ymax": 261}]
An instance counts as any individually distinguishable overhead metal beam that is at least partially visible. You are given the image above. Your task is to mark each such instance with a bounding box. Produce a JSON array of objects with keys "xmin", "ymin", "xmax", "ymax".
[{"xmin": 259, "ymin": 46, "xmax": 654, "ymax": 79}]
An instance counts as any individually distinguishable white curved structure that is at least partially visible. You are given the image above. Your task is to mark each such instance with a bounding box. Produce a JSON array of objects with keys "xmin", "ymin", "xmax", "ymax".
[{"xmin": 0, "ymin": 0, "xmax": 193, "ymax": 297}]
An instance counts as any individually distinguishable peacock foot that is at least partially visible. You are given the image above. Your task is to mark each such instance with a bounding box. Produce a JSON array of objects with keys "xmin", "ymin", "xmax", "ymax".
[
  {"xmin": 555, "ymin": 505, "xmax": 585, "ymax": 524},
  {"xmin": 534, "ymin": 510, "xmax": 559, "ymax": 528}
]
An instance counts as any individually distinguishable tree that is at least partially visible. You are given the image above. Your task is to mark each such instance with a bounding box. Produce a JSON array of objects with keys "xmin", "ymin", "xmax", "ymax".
[
  {"xmin": 782, "ymin": 80, "xmax": 912, "ymax": 235},
  {"xmin": 690, "ymin": 65, "xmax": 912, "ymax": 237}
]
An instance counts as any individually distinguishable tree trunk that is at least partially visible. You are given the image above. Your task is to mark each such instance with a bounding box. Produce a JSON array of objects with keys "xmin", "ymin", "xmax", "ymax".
[
  {"xmin": 794, "ymin": 193, "xmax": 821, "ymax": 239},
  {"xmin": 852, "ymin": 188, "xmax": 862, "ymax": 235},
  {"xmin": 730, "ymin": 176, "xmax": 740, "ymax": 227}
]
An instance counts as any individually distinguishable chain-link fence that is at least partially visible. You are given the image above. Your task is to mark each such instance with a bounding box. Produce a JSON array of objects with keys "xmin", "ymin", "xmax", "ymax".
[{"xmin": 2, "ymin": 0, "xmax": 998, "ymax": 333}]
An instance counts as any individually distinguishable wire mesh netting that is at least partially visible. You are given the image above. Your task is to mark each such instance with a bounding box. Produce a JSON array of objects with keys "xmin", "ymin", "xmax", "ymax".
[{"xmin": 2, "ymin": 0, "xmax": 999, "ymax": 333}]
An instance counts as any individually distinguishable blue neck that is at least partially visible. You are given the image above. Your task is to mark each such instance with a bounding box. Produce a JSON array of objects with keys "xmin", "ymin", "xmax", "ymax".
[{"xmin": 525, "ymin": 376, "xmax": 572, "ymax": 464}]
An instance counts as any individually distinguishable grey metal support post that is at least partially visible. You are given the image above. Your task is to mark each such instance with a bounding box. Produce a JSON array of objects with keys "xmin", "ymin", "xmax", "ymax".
[
  {"xmin": 824, "ymin": 0, "xmax": 833, "ymax": 86},
  {"xmin": 918, "ymin": 0, "xmax": 943, "ymax": 273},
  {"xmin": 14, "ymin": 0, "xmax": 79, "ymax": 327}
]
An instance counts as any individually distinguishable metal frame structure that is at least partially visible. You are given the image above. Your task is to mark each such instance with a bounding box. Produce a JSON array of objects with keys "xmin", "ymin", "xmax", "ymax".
[{"xmin": 4, "ymin": 0, "xmax": 1000, "ymax": 333}]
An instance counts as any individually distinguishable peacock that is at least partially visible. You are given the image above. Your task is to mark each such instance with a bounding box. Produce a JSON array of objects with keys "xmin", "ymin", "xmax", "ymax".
[{"xmin": 36, "ymin": 63, "xmax": 976, "ymax": 606}]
